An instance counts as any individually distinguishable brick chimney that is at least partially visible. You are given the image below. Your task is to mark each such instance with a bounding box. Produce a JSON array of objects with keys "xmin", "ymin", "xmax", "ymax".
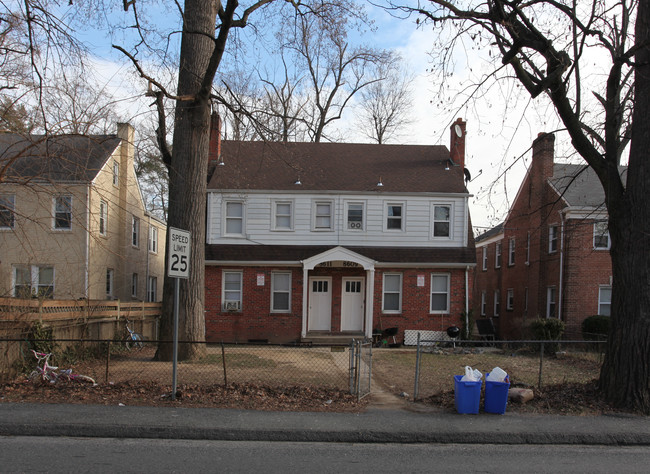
[
  {"xmin": 207, "ymin": 112, "xmax": 222, "ymax": 181},
  {"xmin": 449, "ymin": 117, "xmax": 466, "ymax": 169},
  {"xmin": 531, "ymin": 132, "xmax": 555, "ymax": 180}
]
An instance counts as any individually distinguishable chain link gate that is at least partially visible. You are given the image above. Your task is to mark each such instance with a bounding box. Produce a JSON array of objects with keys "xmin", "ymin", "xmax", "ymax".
[{"xmin": 349, "ymin": 339, "xmax": 372, "ymax": 400}]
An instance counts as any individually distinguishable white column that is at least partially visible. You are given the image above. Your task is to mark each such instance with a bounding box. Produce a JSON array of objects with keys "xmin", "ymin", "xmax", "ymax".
[
  {"xmin": 365, "ymin": 269, "xmax": 375, "ymax": 339},
  {"xmin": 301, "ymin": 267, "xmax": 309, "ymax": 338}
]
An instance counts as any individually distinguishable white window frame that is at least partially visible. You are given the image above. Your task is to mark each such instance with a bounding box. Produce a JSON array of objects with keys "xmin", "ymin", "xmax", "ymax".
[
  {"xmin": 593, "ymin": 221, "xmax": 610, "ymax": 250},
  {"xmin": 506, "ymin": 288, "xmax": 514, "ymax": 311},
  {"xmin": 147, "ymin": 276, "xmax": 157, "ymax": 302},
  {"xmin": 271, "ymin": 272, "xmax": 291, "ymax": 313},
  {"xmin": 13, "ymin": 265, "xmax": 55, "ymax": 298},
  {"xmin": 598, "ymin": 286, "xmax": 612, "ymax": 316},
  {"xmin": 430, "ymin": 273, "xmax": 450, "ymax": 314},
  {"xmin": 494, "ymin": 290, "xmax": 500, "ymax": 317},
  {"xmin": 223, "ymin": 200, "xmax": 245, "ymax": 237},
  {"xmin": 113, "ymin": 160, "xmax": 119, "ymax": 187},
  {"xmin": 382, "ymin": 273, "xmax": 402, "ymax": 313},
  {"xmin": 546, "ymin": 286, "xmax": 557, "ymax": 318},
  {"xmin": 508, "ymin": 238, "xmax": 515, "ymax": 266},
  {"xmin": 272, "ymin": 200, "xmax": 294, "ymax": 231},
  {"xmin": 132, "ymin": 216, "xmax": 140, "ymax": 248},
  {"xmin": 312, "ymin": 200, "xmax": 334, "ymax": 231},
  {"xmin": 106, "ymin": 268, "xmax": 114, "ymax": 298},
  {"xmin": 132, "ymin": 273, "xmax": 138, "ymax": 298},
  {"xmin": 222, "ymin": 271, "xmax": 243, "ymax": 311},
  {"xmin": 99, "ymin": 200, "xmax": 107, "ymax": 236},
  {"xmin": 385, "ymin": 202, "xmax": 404, "ymax": 232},
  {"xmin": 481, "ymin": 246, "xmax": 487, "ymax": 271},
  {"xmin": 432, "ymin": 204, "xmax": 452, "ymax": 239},
  {"xmin": 53, "ymin": 194, "xmax": 72, "ymax": 230},
  {"xmin": 480, "ymin": 291, "xmax": 486, "ymax": 316},
  {"xmin": 345, "ymin": 201, "xmax": 365, "ymax": 231},
  {"xmin": 0, "ymin": 194, "xmax": 15, "ymax": 229},
  {"xmin": 495, "ymin": 242, "xmax": 502, "ymax": 268},
  {"xmin": 549, "ymin": 225, "xmax": 558, "ymax": 253},
  {"xmin": 149, "ymin": 226, "xmax": 158, "ymax": 253}
]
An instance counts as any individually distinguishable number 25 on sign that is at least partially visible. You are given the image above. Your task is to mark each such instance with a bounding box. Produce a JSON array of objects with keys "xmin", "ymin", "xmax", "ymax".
[{"xmin": 168, "ymin": 227, "xmax": 190, "ymax": 279}]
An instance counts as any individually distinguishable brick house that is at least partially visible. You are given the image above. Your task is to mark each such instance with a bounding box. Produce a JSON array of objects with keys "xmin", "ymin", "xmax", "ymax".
[
  {"xmin": 474, "ymin": 133, "xmax": 622, "ymax": 339},
  {"xmin": 0, "ymin": 124, "xmax": 166, "ymax": 301},
  {"xmin": 204, "ymin": 116, "xmax": 476, "ymax": 344}
]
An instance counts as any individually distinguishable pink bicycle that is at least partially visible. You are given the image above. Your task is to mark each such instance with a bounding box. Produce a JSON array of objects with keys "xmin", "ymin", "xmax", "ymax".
[{"xmin": 28, "ymin": 350, "xmax": 96, "ymax": 386}]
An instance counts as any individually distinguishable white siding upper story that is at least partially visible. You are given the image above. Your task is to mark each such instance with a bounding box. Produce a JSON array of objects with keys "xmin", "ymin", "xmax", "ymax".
[{"xmin": 206, "ymin": 191, "xmax": 470, "ymax": 248}]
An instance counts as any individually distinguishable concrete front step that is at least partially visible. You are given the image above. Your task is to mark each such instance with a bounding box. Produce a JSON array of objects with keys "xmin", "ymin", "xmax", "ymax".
[{"xmin": 301, "ymin": 333, "xmax": 366, "ymax": 345}]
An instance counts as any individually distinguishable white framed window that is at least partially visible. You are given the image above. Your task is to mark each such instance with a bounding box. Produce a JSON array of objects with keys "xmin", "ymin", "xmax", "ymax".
[
  {"xmin": 549, "ymin": 225, "xmax": 558, "ymax": 253},
  {"xmin": 506, "ymin": 288, "xmax": 514, "ymax": 310},
  {"xmin": 312, "ymin": 200, "xmax": 333, "ymax": 231},
  {"xmin": 494, "ymin": 290, "xmax": 500, "ymax": 316},
  {"xmin": 132, "ymin": 273, "xmax": 138, "ymax": 298},
  {"xmin": 495, "ymin": 242, "xmax": 502, "ymax": 268},
  {"xmin": 598, "ymin": 286, "xmax": 612, "ymax": 316},
  {"xmin": 224, "ymin": 201, "xmax": 244, "ymax": 236},
  {"xmin": 273, "ymin": 200, "xmax": 293, "ymax": 231},
  {"xmin": 432, "ymin": 204, "xmax": 451, "ymax": 238},
  {"xmin": 382, "ymin": 273, "xmax": 402, "ymax": 313},
  {"xmin": 113, "ymin": 161, "xmax": 119, "ymax": 187},
  {"xmin": 546, "ymin": 286, "xmax": 557, "ymax": 318},
  {"xmin": 223, "ymin": 271, "xmax": 243, "ymax": 311},
  {"xmin": 149, "ymin": 226, "xmax": 158, "ymax": 253},
  {"xmin": 271, "ymin": 272, "xmax": 291, "ymax": 312},
  {"xmin": 482, "ymin": 246, "xmax": 487, "ymax": 271},
  {"xmin": 593, "ymin": 221, "xmax": 610, "ymax": 250},
  {"xmin": 385, "ymin": 203, "xmax": 404, "ymax": 231},
  {"xmin": 99, "ymin": 200, "xmax": 107, "ymax": 236},
  {"xmin": 106, "ymin": 268, "xmax": 114, "ymax": 298},
  {"xmin": 147, "ymin": 276, "xmax": 157, "ymax": 302},
  {"xmin": 132, "ymin": 216, "xmax": 140, "ymax": 247},
  {"xmin": 13, "ymin": 265, "xmax": 54, "ymax": 298},
  {"xmin": 54, "ymin": 195, "xmax": 72, "ymax": 230},
  {"xmin": 480, "ymin": 291, "xmax": 486, "ymax": 316},
  {"xmin": 0, "ymin": 194, "xmax": 15, "ymax": 229},
  {"xmin": 508, "ymin": 238, "xmax": 515, "ymax": 266},
  {"xmin": 430, "ymin": 273, "xmax": 450, "ymax": 313},
  {"xmin": 525, "ymin": 232, "xmax": 530, "ymax": 265},
  {"xmin": 346, "ymin": 201, "xmax": 365, "ymax": 231}
]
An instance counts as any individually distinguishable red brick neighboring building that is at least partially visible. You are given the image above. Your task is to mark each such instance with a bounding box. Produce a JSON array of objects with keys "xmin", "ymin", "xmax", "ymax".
[
  {"xmin": 474, "ymin": 133, "xmax": 622, "ymax": 339},
  {"xmin": 204, "ymin": 117, "xmax": 476, "ymax": 344}
]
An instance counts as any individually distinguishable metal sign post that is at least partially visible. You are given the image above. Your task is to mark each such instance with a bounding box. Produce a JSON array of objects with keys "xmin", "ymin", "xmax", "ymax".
[{"xmin": 167, "ymin": 227, "xmax": 190, "ymax": 401}]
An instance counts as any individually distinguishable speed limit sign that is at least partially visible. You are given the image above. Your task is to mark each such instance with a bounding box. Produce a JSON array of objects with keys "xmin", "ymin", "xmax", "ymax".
[{"xmin": 168, "ymin": 227, "xmax": 190, "ymax": 279}]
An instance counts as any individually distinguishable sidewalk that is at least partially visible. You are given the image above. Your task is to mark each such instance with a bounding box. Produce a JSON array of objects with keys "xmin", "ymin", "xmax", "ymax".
[{"xmin": 1, "ymin": 402, "xmax": 648, "ymax": 445}]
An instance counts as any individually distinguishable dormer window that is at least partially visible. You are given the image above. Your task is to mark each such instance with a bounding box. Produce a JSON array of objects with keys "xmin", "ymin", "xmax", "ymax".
[
  {"xmin": 432, "ymin": 205, "xmax": 451, "ymax": 238},
  {"xmin": 346, "ymin": 202, "xmax": 364, "ymax": 231}
]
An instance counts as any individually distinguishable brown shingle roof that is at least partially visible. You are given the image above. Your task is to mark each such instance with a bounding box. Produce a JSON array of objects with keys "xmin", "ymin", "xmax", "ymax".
[{"xmin": 208, "ymin": 141, "xmax": 467, "ymax": 193}]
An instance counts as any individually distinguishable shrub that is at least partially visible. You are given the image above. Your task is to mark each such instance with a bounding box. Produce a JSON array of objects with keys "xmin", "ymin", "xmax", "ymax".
[
  {"xmin": 582, "ymin": 315, "xmax": 610, "ymax": 341},
  {"xmin": 529, "ymin": 318, "xmax": 565, "ymax": 354}
]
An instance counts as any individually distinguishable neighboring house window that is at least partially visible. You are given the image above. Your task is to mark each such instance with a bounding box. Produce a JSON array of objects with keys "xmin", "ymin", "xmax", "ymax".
[
  {"xmin": 547, "ymin": 287, "xmax": 557, "ymax": 318},
  {"xmin": 0, "ymin": 194, "xmax": 15, "ymax": 229},
  {"xmin": 549, "ymin": 225, "xmax": 558, "ymax": 253},
  {"xmin": 347, "ymin": 202, "xmax": 364, "ymax": 230},
  {"xmin": 386, "ymin": 203, "xmax": 403, "ymax": 231},
  {"xmin": 481, "ymin": 247, "xmax": 487, "ymax": 271},
  {"xmin": 495, "ymin": 242, "xmax": 502, "ymax": 268},
  {"xmin": 480, "ymin": 291, "xmax": 486, "ymax": 316},
  {"xmin": 594, "ymin": 221, "xmax": 610, "ymax": 249},
  {"xmin": 506, "ymin": 289, "xmax": 514, "ymax": 310},
  {"xmin": 271, "ymin": 272, "xmax": 291, "ymax": 312},
  {"xmin": 106, "ymin": 269, "xmax": 114, "ymax": 298},
  {"xmin": 13, "ymin": 265, "xmax": 54, "ymax": 298},
  {"xmin": 149, "ymin": 226, "xmax": 158, "ymax": 253},
  {"xmin": 382, "ymin": 273, "xmax": 402, "ymax": 313},
  {"xmin": 147, "ymin": 276, "xmax": 157, "ymax": 302},
  {"xmin": 494, "ymin": 290, "xmax": 500, "ymax": 317},
  {"xmin": 132, "ymin": 216, "xmax": 140, "ymax": 247},
  {"xmin": 224, "ymin": 201, "xmax": 244, "ymax": 236},
  {"xmin": 132, "ymin": 273, "xmax": 138, "ymax": 298},
  {"xmin": 223, "ymin": 271, "xmax": 243, "ymax": 311},
  {"xmin": 113, "ymin": 161, "xmax": 119, "ymax": 186},
  {"xmin": 526, "ymin": 232, "xmax": 530, "ymax": 265},
  {"xmin": 313, "ymin": 201, "xmax": 333, "ymax": 231},
  {"xmin": 54, "ymin": 195, "xmax": 72, "ymax": 230},
  {"xmin": 508, "ymin": 238, "xmax": 515, "ymax": 266},
  {"xmin": 99, "ymin": 200, "xmax": 107, "ymax": 236},
  {"xmin": 273, "ymin": 200, "xmax": 293, "ymax": 231},
  {"xmin": 430, "ymin": 273, "xmax": 450, "ymax": 313},
  {"xmin": 599, "ymin": 286, "xmax": 612, "ymax": 316},
  {"xmin": 432, "ymin": 205, "xmax": 451, "ymax": 238}
]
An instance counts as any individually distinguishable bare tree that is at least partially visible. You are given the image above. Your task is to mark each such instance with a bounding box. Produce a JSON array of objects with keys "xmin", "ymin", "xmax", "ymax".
[{"xmin": 391, "ymin": 0, "xmax": 648, "ymax": 413}]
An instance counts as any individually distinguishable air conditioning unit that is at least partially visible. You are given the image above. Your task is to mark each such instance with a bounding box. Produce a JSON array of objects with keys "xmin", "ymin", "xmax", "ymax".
[{"xmin": 224, "ymin": 301, "xmax": 240, "ymax": 311}]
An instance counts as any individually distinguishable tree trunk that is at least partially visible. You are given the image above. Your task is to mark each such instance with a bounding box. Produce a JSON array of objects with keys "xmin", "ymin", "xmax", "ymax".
[
  {"xmin": 598, "ymin": 0, "xmax": 650, "ymax": 413},
  {"xmin": 155, "ymin": 0, "xmax": 219, "ymax": 361}
]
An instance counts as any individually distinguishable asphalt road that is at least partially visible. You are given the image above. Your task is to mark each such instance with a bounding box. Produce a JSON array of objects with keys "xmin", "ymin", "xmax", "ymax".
[{"xmin": 2, "ymin": 436, "xmax": 649, "ymax": 473}]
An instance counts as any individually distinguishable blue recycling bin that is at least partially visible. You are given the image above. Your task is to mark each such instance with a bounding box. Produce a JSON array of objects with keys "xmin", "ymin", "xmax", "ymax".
[
  {"xmin": 484, "ymin": 373, "xmax": 510, "ymax": 414},
  {"xmin": 453, "ymin": 375, "xmax": 482, "ymax": 414}
]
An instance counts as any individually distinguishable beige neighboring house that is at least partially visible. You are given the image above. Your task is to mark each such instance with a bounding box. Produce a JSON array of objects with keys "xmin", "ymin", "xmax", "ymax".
[{"xmin": 0, "ymin": 123, "xmax": 166, "ymax": 301}]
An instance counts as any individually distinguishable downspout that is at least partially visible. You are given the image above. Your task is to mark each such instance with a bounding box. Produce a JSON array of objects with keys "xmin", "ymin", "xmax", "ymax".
[
  {"xmin": 465, "ymin": 265, "xmax": 470, "ymax": 338},
  {"xmin": 85, "ymin": 187, "xmax": 90, "ymax": 298},
  {"xmin": 558, "ymin": 211, "xmax": 565, "ymax": 320}
]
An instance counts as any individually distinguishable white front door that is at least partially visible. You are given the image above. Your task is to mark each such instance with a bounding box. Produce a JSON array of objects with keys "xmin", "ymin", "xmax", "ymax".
[
  {"xmin": 341, "ymin": 277, "xmax": 365, "ymax": 332},
  {"xmin": 308, "ymin": 277, "xmax": 332, "ymax": 331}
]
